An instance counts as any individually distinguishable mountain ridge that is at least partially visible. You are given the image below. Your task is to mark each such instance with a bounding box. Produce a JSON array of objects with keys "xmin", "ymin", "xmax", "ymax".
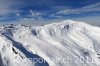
[{"xmin": 0, "ymin": 20, "xmax": 100, "ymax": 66}]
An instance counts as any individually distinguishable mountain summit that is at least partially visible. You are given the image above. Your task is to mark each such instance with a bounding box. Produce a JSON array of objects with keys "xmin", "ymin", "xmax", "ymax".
[{"xmin": 0, "ymin": 20, "xmax": 100, "ymax": 66}]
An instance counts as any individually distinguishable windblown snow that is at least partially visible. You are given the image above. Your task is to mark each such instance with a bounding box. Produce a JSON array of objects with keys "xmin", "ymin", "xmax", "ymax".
[{"xmin": 0, "ymin": 20, "xmax": 100, "ymax": 66}]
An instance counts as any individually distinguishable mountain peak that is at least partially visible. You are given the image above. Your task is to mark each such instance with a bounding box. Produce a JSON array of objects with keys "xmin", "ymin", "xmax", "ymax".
[{"xmin": 0, "ymin": 20, "xmax": 100, "ymax": 66}]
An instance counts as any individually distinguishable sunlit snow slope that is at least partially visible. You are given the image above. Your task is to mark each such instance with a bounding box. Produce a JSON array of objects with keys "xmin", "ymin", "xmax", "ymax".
[{"xmin": 0, "ymin": 20, "xmax": 100, "ymax": 66}]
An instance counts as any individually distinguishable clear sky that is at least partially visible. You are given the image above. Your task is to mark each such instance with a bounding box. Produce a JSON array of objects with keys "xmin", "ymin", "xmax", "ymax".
[{"xmin": 0, "ymin": 0, "xmax": 100, "ymax": 26}]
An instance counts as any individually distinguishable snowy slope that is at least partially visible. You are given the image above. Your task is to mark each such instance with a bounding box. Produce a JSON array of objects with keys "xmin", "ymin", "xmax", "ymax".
[{"xmin": 0, "ymin": 20, "xmax": 100, "ymax": 66}]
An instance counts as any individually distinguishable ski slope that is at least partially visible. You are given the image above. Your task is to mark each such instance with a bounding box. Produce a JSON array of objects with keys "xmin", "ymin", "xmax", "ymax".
[{"xmin": 0, "ymin": 20, "xmax": 100, "ymax": 66}]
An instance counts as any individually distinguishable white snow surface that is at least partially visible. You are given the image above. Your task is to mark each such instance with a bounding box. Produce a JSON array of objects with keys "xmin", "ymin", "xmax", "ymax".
[{"xmin": 0, "ymin": 20, "xmax": 100, "ymax": 66}]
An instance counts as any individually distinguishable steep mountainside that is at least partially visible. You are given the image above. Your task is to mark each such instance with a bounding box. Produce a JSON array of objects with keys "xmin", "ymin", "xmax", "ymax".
[{"xmin": 0, "ymin": 20, "xmax": 100, "ymax": 66}]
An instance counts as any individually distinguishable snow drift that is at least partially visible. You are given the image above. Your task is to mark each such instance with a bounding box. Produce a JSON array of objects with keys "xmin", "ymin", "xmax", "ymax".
[{"xmin": 0, "ymin": 20, "xmax": 100, "ymax": 66}]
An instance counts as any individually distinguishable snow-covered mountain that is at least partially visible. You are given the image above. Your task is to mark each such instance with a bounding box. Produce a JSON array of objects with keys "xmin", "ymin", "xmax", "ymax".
[{"xmin": 0, "ymin": 20, "xmax": 100, "ymax": 66}]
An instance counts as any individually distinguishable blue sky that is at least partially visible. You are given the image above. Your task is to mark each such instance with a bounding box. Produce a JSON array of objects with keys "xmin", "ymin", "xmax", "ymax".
[{"xmin": 0, "ymin": 0, "xmax": 100, "ymax": 25}]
